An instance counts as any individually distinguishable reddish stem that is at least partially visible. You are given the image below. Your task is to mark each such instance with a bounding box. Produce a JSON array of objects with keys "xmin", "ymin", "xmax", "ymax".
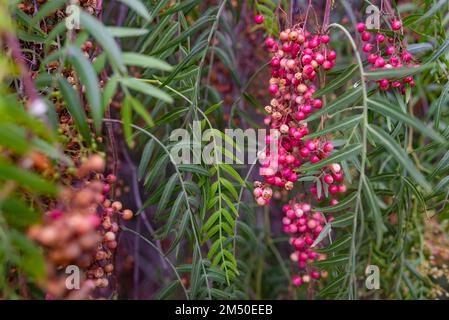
[
  {"xmin": 302, "ymin": 0, "xmax": 312, "ymax": 33},
  {"xmin": 323, "ymin": 0, "xmax": 332, "ymax": 32},
  {"xmin": 383, "ymin": 0, "xmax": 395, "ymax": 17}
]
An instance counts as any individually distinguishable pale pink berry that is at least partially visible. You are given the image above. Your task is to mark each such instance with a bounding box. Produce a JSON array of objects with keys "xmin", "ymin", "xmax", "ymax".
[{"xmin": 256, "ymin": 197, "xmax": 267, "ymax": 206}]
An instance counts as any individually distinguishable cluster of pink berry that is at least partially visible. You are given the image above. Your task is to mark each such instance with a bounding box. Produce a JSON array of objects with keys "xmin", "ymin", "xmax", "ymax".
[
  {"xmin": 253, "ymin": 24, "xmax": 345, "ymax": 203},
  {"xmin": 86, "ymin": 172, "xmax": 134, "ymax": 290},
  {"xmin": 28, "ymin": 155, "xmax": 133, "ymax": 298},
  {"xmin": 356, "ymin": 19, "xmax": 417, "ymax": 93},
  {"xmin": 252, "ymin": 23, "xmax": 348, "ymax": 286},
  {"xmin": 282, "ymin": 201, "xmax": 330, "ymax": 286}
]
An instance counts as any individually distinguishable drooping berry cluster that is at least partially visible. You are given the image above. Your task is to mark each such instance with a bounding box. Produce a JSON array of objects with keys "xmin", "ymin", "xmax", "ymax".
[
  {"xmin": 253, "ymin": 23, "xmax": 348, "ymax": 286},
  {"xmin": 28, "ymin": 155, "xmax": 133, "ymax": 299},
  {"xmin": 86, "ymin": 174, "xmax": 134, "ymax": 290},
  {"xmin": 356, "ymin": 19, "xmax": 418, "ymax": 93},
  {"xmin": 282, "ymin": 201, "xmax": 330, "ymax": 286}
]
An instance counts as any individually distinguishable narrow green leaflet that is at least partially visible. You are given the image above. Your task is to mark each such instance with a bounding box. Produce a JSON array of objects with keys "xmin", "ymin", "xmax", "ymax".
[
  {"xmin": 313, "ymin": 64, "xmax": 358, "ymax": 97},
  {"xmin": 120, "ymin": 78, "xmax": 173, "ymax": 103},
  {"xmin": 0, "ymin": 159, "xmax": 57, "ymax": 195},
  {"xmin": 156, "ymin": 174, "xmax": 178, "ymax": 214},
  {"xmin": 306, "ymin": 86, "xmax": 363, "ymax": 123},
  {"xmin": 155, "ymin": 281, "xmax": 180, "ymax": 300},
  {"xmin": 362, "ymin": 177, "xmax": 385, "ymax": 247},
  {"xmin": 311, "ymin": 254, "xmax": 349, "ymax": 268},
  {"xmin": 67, "ymin": 46, "xmax": 103, "ymax": 133},
  {"xmin": 122, "ymin": 53, "xmax": 172, "ymax": 71},
  {"xmin": 304, "ymin": 115, "xmax": 362, "ymax": 139},
  {"xmin": 205, "ymin": 102, "xmax": 223, "ymax": 115},
  {"xmin": 151, "ymin": 15, "xmax": 216, "ymax": 55},
  {"xmin": 426, "ymin": 37, "xmax": 449, "ymax": 64},
  {"xmin": 318, "ymin": 275, "xmax": 346, "ymax": 297},
  {"xmin": 138, "ymin": 140, "xmax": 155, "ymax": 180},
  {"xmin": 219, "ymin": 164, "xmax": 245, "ymax": 186},
  {"xmin": 57, "ymin": 78, "xmax": 92, "ymax": 144},
  {"xmin": 121, "ymin": 95, "xmax": 133, "ymax": 147},
  {"xmin": 315, "ymin": 234, "xmax": 352, "ymax": 253},
  {"xmin": 80, "ymin": 12, "xmax": 126, "ymax": 73},
  {"xmin": 331, "ymin": 212, "xmax": 354, "ymax": 228},
  {"xmin": 368, "ymin": 98, "xmax": 444, "ymax": 143},
  {"xmin": 126, "ymin": 95, "xmax": 154, "ymax": 127},
  {"xmin": 364, "ymin": 64, "xmax": 432, "ymax": 80},
  {"xmin": 106, "ymin": 27, "xmax": 149, "ymax": 38},
  {"xmin": 367, "ymin": 125, "xmax": 431, "ymax": 192},
  {"xmin": 414, "ymin": 0, "xmax": 447, "ymax": 24},
  {"xmin": 118, "ymin": 0, "xmax": 151, "ymax": 22},
  {"xmin": 430, "ymin": 80, "xmax": 449, "ymax": 129},
  {"xmin": 314, "ymin": 193, "xmax": 357, "ymax": 212},
  {"xmin": 311, "ymin": 223, "xmax": 332, "ymax": 248},
  {"xmin": 431, "ymin": 150, "xmax": 449, "ymax": 178},
  {"xmin": 178, "ymin": 164, "xmax": 211, "ymax": 177}
]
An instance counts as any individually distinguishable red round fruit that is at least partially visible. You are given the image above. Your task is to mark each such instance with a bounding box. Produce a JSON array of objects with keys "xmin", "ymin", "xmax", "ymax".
[
  {"xmin": 324, "ymin": 174, "xmax": 334, "ymax": 185},
  {"xmin": 386, "ymin": 46, "xmax": 395, "ymax": 55},
  {"xmin": 362, "ymin": 43, "xmax": 373, "ymax": 53},
  {"xmin": 254, "ymin": 14, "xmax": 264, "ymax": 24},
  {"xmin": 375, "ymin": 57, "xmax": 386, "ymax": 68},
  {"xmin": 320, "ymin": 35, "xmax": 330, "ymax": 44},
  {"xmin": 299, "ymin": 147, "xmax": 310, "ymax": 157},
  {"xmin": 391, "ymin": 20, "xmax": 402, "ymax": 30},
  {"xmin": 376, "ymin": 34, "xmax": 385, "ymax": 43},
  {"xmin": 356, "ymin": 22, "xmax": 366, "ymax": 33},
  {"xmin": 379, "ymin": 78, "xmax": 389, "ymax": 87},
  {"xmin": 322, "ymin": 60, "xmax": 333, "ymax": 70},
  {"xmin": 338, "ymin": 184, "xmax": 347, "ymax": 193},
  {"xmin": 310, "ymin": 155, "xmax": 320, "ymax": 163},
  {"xmin": 313, "ymin": 99, "xmax": 322, "ymax": 108},
  {"xmin": 268, "ymin": 84, "xmax": 278, "ymax": 94},
  {"xmin": 323, "ymin": 142, "xmax": 334, "ymax": 152},
  {"xmin": 293, "ymin": 275, "xmax": 303, "ymax": 286},
  {"xmin": 265, "ymin": 37, "xmax": 275, "ymax": 47},
  {"xmin": 327, "ymin": 50, "xmax": 337, "ymax": 61},
  {"xmin": 361, "ymin": 32, "xmax": 371, "ymax": 41},
  {"xmin": 271, "ymin": 57, "xmax": 280, "ymax": 67},
  {"xmin": 328, "ymin": 184, "xmax": 338, "ymax": 195}
]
